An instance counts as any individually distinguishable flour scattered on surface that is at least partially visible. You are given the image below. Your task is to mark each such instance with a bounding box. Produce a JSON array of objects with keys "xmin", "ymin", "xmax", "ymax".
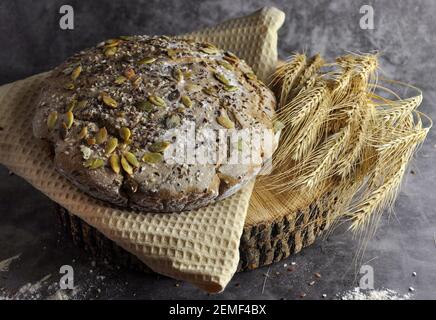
[{"xmin": 338, "ymin": 287, "xmax": 413, "ymax": 300}]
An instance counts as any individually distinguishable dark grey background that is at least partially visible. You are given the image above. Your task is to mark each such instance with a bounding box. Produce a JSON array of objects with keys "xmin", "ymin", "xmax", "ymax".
[{"xmin": 0, "ymin": 0, "xmax": 435, "ymax": 299}]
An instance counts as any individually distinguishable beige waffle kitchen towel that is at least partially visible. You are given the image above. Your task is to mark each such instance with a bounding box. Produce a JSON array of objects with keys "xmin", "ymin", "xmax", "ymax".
[{"xmin": 0, "ymin": 7, "xmax": 285, "ymax": 293}]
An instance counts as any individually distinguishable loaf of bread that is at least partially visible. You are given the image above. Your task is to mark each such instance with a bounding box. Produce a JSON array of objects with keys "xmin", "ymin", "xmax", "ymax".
[{"xmin": 33, "ymin": 36, "xmax": 276, "ymax": 212}]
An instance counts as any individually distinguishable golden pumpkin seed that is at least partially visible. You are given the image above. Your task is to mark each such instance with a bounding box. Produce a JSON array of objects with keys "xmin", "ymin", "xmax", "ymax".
[
  {"xmin": 181, "ymin": 95, "xmax": 192, "ymax": 108},
  {"xmin": 64, "ymin": 82, "xmax": 75, "ymax": 90},
  {"xmin": 200, "ymin": 44, "xmax": 219, "ymax": 54},
  {"xmin": 65, "ymin": 111, "xmax": 74, "ymax": 129},
  {"xmin": 202, "ymin": 86, "xmax": 217, "ymax": 96},
  {"xmin": 62, "ymin": 66, "xmax": 74, "ymax": 75},
  {"xmin": 218, "ymin": 60, "xmax": 234, "ymax": 70},
  {"xmin": 87, "ymin": 137, "xmax": 96, "ymax": 145},
  {"xmin": 78, "ymin": 126, "xmax": 88, "ymax": 140},
  {"xmin": 173, "ymin": 68, "xmax": 184, "ymax": 82},
  {"xmin": 142, "ymin": 152, "xmax": 163, "ymax": 164},
  {"xmin": 217, "ymin": 115, "xmax": 234, "ymax": 129},
  {"xmin": 167, "ymin": 49, "xmax": 179, "ymax": 59},
  {"xmin": 114, "ymin": 76, "xmax": 127, "ymax": 84},
  {"xmin": 47, "ymin": 111, "xmax": 58, "ymax": 131},
  {"xmin": 124, "ymin": 151, "xmax": 140, "ymax": 168},
  {"xmin": 110, "ymin": 154, "xmax": 121, "ymax": 174},
  {"xmin": 104, "ymin": 46, "xmax": 117, "ymax": 57},
  {"xmin": 105, "ymin": 137, "xmax": 118, "ymax": 154},
  {"xmin": 184, "ymin": 70, "xmax": 193, "ymax": 79},
  {"xmin": 136, "ymin": 100, "xmax": 153, "ymax": 112},
  {"xmin": 223, "ymin": 51, "xmax": 239, "ymax": 64},
  {"xmin": 71, "ymin": 65, "xmax": 82, "ymax": 81},
  {"xmin": 119, "ymin": 35, "xmax": 134, "ymax": 41},
  {"xmin": 161, "ymin": 35, "xmax": 171, "ymax": 41},
  {"xmin": 105, "ymin": 39, "xmax": 122, "ymax": 48},
  {"xmin": 214, "ymin": 72, "xmax": 230, "ymax": 85},
  {"xmin": 119, "ymin": 127, "xmax": 131, "ymax": 142},
  {"xmin": 77, "ymin": 100, "xmax": 88, "ymax": 109},
  {"xmin": 101, "ymin": 93, "xmax": 118, "ymax": 108},
  {"xmin": 96, "ymin": 127, "xmax": 108, "ymax": 144},
  {"xmin": 224, "ymin": 85, "xmax": 238, "ymax": 92},
  {"xmin": 166, "ymin": 114, "xmax": 181, "ymax": 129},
  {"xmin": 149, "ymin": 141, "xmax": 171, "ymax": 153},
  {"xmin": 67, "ymin": 99, "xmax": 77, "ymax": 112},
  {"xmin": 148, "ymin": 95, "xmax": 166, "ymax": 107},
  {"xmin": 120, "ymin": 156, "xmax": 133, "ymax": 175},
  {"xmin": 85, "ymin": 158, "xmax": 105, "ymax": 170},
  {"xmin": 185, "ymin": 83, "xmax": 201, "ymax": 91},
  {"xmin": 139, "ymin": 57, "xmax": 156, "ymax": 65},
  {"xmin": 245, "ymin": 72, "xmax": 256, "ymax": 80}
]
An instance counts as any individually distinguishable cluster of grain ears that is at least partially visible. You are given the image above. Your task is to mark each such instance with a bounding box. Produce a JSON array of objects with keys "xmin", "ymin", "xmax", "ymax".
[{"xmin": 256, "ymin": 52, "xmax": 431, "ymax": 233}]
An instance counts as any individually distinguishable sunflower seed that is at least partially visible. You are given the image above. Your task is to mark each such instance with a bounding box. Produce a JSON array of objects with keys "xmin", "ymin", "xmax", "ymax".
[
  {"xmin": 120, "ymin": 156, "xmax": 133, "ymax": 175},
  {"xmin": 105, "ymin": 137, "xmax": 118, "ymax": 154},
  {"xmin": 119, "ymin": 127, "xmax": 131, "ymax": 142},
  {"xmin": 217, "ymin": 115, "xmax": 234, "ymax": 129},
  {"xmin": 181, "ymin": 95, "xmax": 192, "ymax": 108},
  {"xmin": 166, "ymin": 114, "xmax": 181, "ymax": 129},
  {"xmin": 96, "ymin": 127, "xmax": 108, "ymax": 144},
  {"xmin": 109, "ymin": 154, "xmax": 121, "ymax": 174},
  {"xmin": 101, "ymin": 93, "xmax": 118, "ymax": 108},
  {"xmin": 136, "ymin": 100, "xmax": 153, "ymax": 112},
  {"xmin": 71, "ymin": 65, "xmax": 82, "ymax": 81},
  {"xmin": 142, "ymin": 152, "xmax": 163, "ymax": 164},
  {"xmin": 139, "ymin": 57, "xmax": 156, "ymax": 65},
  {"xmin": 214, "ymin": 72, "xmax": 230, "ymax": 85},
  {"xmin": 47, "ymin": 111, "xmax": 58, "ymax": 131},
  {"xmin": 65, "ymin": 111, "xmax": 74, "ymax": 129},
  {"xmin": 114, "ymin": 76, "xmax": 127, "ymax": 84},
  {"xmin": 149, "ymin": 141, "xmax": 171, "ymax": 153},
  {"xmin": 124, "ymin": 151, "xmax": 140, "ymax": 168},
  {"xmin": 78, "ymin": 126, "xmax": 88, "ymax": 140},
  {"xmin": 148, "ymin": 95, "xmax": 166, "ymax": 107}
]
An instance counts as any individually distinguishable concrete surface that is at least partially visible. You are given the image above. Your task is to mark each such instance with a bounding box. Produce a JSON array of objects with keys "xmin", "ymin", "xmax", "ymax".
[{"xmin": 0, "ymin": 0, "xmax": 435, "ymax": 299}]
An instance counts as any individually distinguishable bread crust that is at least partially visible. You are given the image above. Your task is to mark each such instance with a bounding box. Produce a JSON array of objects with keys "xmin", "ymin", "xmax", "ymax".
[{"xmin": 33, "ymin": 36, "xmax": 276, "ymax": 212}]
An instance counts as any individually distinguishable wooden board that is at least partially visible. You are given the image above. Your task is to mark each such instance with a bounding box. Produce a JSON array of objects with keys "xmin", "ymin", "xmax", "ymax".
[{"xmin": 56, "ymin": 179, "xmax": 335, "ymax": 272}]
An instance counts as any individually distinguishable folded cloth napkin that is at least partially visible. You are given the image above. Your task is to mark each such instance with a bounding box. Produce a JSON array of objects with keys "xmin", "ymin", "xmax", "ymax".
[{"xmin": 0, "ymin": 7, "xmax": 285, "ymax": 293}]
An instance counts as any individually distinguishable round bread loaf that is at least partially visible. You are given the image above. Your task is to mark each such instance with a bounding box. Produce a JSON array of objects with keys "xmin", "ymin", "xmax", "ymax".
[{"xmin": 33, "ymin": 35, "xmax": 276, "ymax": 212}]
